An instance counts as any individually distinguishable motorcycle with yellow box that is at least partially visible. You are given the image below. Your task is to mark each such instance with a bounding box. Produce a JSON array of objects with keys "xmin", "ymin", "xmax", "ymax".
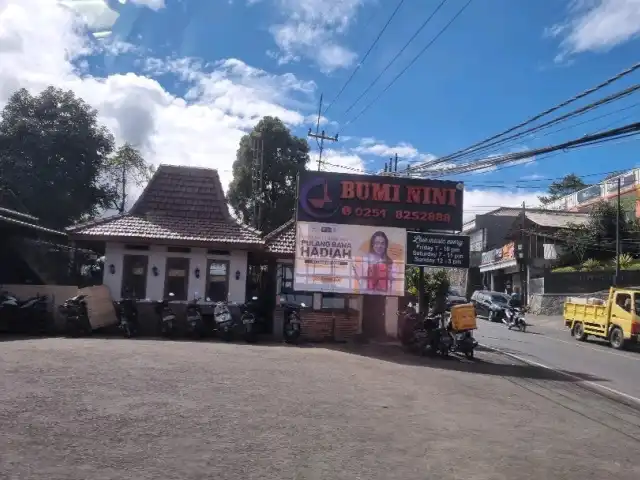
[{"xmin": 444, "ymin": 303, "xmax": 478, "ymax": 359}]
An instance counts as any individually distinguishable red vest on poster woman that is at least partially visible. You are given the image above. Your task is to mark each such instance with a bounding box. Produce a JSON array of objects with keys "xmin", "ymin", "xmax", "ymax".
[{"xmin": 367, "ymin": 262, "xmax": 391, "ymax": 292}]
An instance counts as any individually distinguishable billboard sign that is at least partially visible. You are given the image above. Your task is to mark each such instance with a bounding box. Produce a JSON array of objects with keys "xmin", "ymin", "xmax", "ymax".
[
  {"xmin": 296, "ymin": 171, "xmax": 464, "ymax": 231},
  {"xmin": 294, "ymin": 222, "xmax": 406, "ymax": 296},
  {"xmin": 406, "ymin": 232, "xmax": 470, "ymax": 268},
  {"xmin": 606, "ymin": 172, "xmax": 636, "ymax": 193},
  {"xmin": 576, "ymin": 184, "xmax": 602, "ymax": 204}
]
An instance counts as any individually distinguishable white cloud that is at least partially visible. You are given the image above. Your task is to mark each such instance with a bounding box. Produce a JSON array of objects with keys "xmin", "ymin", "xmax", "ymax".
[
  {"xmin": 263, "ymin": 0, "xmax": 366, "ymax": 72},
  {"xmin": 0, "ymin": 0, "xmax": 317, "ymax": 205},
  {"xmin": 547, "ymin": 0, "xmax": 640, "ymax": 62},
  {"xmin": 316, "ymin": 148, "xmax": 366, "ymax": 174},
  {"xmin": 463, "ymin": 189, "xmax": 543, "ymax": 222}
]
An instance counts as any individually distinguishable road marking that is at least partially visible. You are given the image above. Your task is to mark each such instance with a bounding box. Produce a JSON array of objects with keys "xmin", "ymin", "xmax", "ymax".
[
  {"xmin": 481, "ymin": 323, "xmax": 640, "ymax": 361},
  {"xmin": 481, "ymin": 344, "xmax": 640, "ymax": 407}
]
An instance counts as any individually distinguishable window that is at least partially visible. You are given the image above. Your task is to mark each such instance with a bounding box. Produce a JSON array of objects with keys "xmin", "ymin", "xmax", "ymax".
[
  {"xmin": 616, "ymin": 293, "xmax": 632, "ymax": 313},
  {"xmin": 121, "ymin": 254, "xmax": 148, "ymax": 299},
  {"xmin": 321, "ymin": 293, "xmax": 346, "ymax": 309},
  {"xmin": 164, "ymin": 257, "xmax": 190, "ymax": 301},
  {"xmin": 277, "ymin": 263, "xmax": 294, "ymax": 293},
  {"xmin": 276, "ymin": 263, "xmax": 312, "ymax": 307},
  {"xmin": 206, "ymin": 260, "xmax": 229, "ymax": 302}
]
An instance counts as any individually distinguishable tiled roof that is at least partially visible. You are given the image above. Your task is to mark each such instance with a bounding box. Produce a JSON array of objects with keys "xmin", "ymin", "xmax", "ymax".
[
  {"xmin": 68, "ymin": 165, "xmax": 262, "ymax": 245},
  {"xmin": 264, "ymin": 218, "xmax": 295, "ymax": 254},
  {"xmin": 524, "ymin": 211, "xmax": 588, "ymax": 228},
  {"xmin": 69, "ymin": 214, "xmax": 263, "ymax": 244}
]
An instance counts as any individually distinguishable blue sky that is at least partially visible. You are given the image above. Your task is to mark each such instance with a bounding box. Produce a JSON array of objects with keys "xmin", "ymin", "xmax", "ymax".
[{"xmin": 2, "ymin": 0, "xmax": 640, "ymax": 218}]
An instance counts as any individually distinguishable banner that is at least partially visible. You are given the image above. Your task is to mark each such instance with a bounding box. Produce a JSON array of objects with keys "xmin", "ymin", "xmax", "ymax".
[
  {"xmin": 406, "ymin": 232, "xmax": 470, "ymax": 268},
  {"xmin": 297, "ymin": 170, "xmax": 464, "ymax": 231},
  {"xmin": 294, "ymin": 222, "xmax": 406, "ymax": 296}
]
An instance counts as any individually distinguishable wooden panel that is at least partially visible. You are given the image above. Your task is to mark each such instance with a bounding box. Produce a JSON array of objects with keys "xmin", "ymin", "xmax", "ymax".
[{"xmin": 78, "ymin": 285, "xmax": 118, "ymax": 330}]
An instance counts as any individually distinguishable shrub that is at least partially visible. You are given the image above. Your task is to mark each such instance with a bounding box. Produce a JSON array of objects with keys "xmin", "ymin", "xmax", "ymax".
[
  {"xmin": 581, "ymin": 258, "xmax": 602, "ymax": 271},
  {"xmin": 552, "ymin": 266, "xmax": 577, "ymax": 272},
  {"xmin": 615, "ymin": 253, "xmax": 634, "ymax": 270}
]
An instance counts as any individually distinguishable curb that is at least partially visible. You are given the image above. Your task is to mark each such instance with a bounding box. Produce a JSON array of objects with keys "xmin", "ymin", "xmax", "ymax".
[{"xmin": 481, "ymin": 343, "xmax": 640, "ymax": 410}]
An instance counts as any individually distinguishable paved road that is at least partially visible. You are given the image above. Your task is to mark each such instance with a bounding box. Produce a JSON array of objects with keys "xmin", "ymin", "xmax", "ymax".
[
  {"xmin": 476, "ymin": 316, "xmax": 640, "ymax": 402},
  {"xmin": 2, "ymin": 337, "xmax": 640, "ymax": 479}
]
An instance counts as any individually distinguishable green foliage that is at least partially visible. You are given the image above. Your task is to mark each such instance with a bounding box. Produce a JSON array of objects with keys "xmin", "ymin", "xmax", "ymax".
[
  {"xmin": 581, "ymin": 258, "xmax": 602, "ymax": 271},
  {"xmin": 615, "ymin": 253, "xmax": 634, "ymax": 270},
  {"xmin": 0, "ymin": 87, "xmax": 117, "ymax": 228},
  {"xmin": 106, "ymin": 143, "xmax": 155, "ymax": 213},
  {"xmin": 538, "ymin": 173, "xmax": 588, "ymax": 205},
  {"xmin": 552, "ymin": 266, "xmax": 577, "ymax": 272},
  {"xmin": 228, "ymin": 116, "xmax": 309, "ymax": 233}
]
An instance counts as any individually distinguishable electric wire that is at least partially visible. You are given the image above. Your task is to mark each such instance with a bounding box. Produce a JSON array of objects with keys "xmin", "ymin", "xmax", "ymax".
[
  {"xmin": 341, "ymin": 0, "xmax": 474, "ymax": 132},
  {"xmin": 411, "ymin": 61, "xmax": 640, "ymax": 170},
  {"xmin": 337, "ymin": 0, "xmax": 449, "ymax": 119},
  {"xmin": 323, "ymin": 0, "xmax": 407, "ymax": 117}
]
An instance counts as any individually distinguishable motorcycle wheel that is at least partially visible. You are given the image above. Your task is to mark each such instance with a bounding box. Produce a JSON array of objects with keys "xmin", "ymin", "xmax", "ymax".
[
  {"xmin": 520, "ymin": 321, "xmax": 527, "ymax": 332},
  {"xmin": 122, "ymin": 323, "xmax": 133, "ymax": 338},
  {"xmin": 244, "ymin": 323, "xmax": 258, "ymax": 343},
  {"xmin": 66, "ymin": 320, "xmax": 82, "ymax": 338},
  {"xmin": 284, "ymin": 323, "xmax": 301, "ymax": 344},
  {"xmin": 220, "ymin": 326, "xmax": 233, "ymax": 342},
  {"xmin": 465, "ymin": 349, "xmax": 474, "ymax": 360}
]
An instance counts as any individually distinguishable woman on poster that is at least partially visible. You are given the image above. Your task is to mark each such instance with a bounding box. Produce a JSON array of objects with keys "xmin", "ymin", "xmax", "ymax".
[{"xmin": 352, "ymin": 231, "xmax": 400, "ymax": 294}]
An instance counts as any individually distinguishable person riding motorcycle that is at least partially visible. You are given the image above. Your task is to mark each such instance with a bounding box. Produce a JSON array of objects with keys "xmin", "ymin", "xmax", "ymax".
[{"xmin": 505, "ymin": 289, "xmax": 522, "ymax": 326}]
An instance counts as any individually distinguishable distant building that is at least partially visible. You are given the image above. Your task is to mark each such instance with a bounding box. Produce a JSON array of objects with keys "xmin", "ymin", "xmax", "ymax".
[{"xmin": 545, "ymin": 169, "xmax": 639, "ymax": 219}]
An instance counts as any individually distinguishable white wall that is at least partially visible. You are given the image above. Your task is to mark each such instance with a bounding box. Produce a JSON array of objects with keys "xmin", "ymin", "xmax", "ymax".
[
  {"xmin": 103, "ymin": 242, "xmax": 248, "ymax": 302},
  {"xmin": 384, "ymin": 296, "xmax": 398, "ymax": 338}
]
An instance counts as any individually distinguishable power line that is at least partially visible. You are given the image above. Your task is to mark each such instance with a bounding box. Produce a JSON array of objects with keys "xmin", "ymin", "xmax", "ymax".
[
  {"xmin": 323, "ymin": 0, "xmax": 407, "ymax": 117},
  {"xmin": 337, "ymin": 0, "xmax": 449, "ymax": 119},
  {"xmin": 341, "ymin": 0, "xmax": 473, "ymax": 132},
  {"xmin": 416, "ymin": 83, "xmax": 640, "ymax": 170},
  {"xmin": 414, "ymin": 61, "xmax": 640, "ymax": 170}
]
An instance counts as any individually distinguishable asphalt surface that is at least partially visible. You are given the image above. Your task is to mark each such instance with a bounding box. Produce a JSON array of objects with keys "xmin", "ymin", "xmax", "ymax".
[
  {"xmin": 476, "ymin": 316, "xmax": 640, "ymax": 402},
  {"xmin": 1, "ymin": 337, "xmax": 640, "ymax": 480}
]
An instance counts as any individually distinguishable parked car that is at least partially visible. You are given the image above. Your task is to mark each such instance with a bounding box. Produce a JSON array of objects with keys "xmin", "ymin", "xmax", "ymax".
[
  {"xmin": 470, "ymin": 290, "xmax": 511, "ymax": 320},
  {"xmin": 447, "ymin": 288, "xmax": 468, "ymax": 308}
]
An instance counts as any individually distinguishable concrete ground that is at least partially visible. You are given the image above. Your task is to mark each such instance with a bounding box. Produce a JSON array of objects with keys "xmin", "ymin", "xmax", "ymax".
[
  {"xmin": 1, "ymin": 337, "xmax": 640, "ymax": 480},
  {"xmin": 476, "ymin": 315, "xmax": 640, "ymax": 401}
]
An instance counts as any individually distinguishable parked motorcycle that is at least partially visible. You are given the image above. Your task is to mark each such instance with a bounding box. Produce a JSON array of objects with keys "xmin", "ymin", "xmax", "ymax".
[
  {"xmin": 114, "ymin": 297, "xmax": 139, "ymax": 338},
  {"xmin": 154, "ymin": 292, "xmax": 176, "ymax": 337},
  {"xmin": 213, "ymin": 301, "xmax": 235, "ymax": 341},
  {"xmin": 59, "ymin": 294, "xmax": 91, "ymax": 337},
  {"xmin": 185, "ymin": 295, "xmax": 205, "ymax": 338},
  {"xmin": 425, "ymin": 313, "xmax": 453, "ymax": 357},
  {"xmin": 0, "ymin": 291, "xmax": 52, "ymax": 335},
  {"xmin": 281, "ymin": 297, "xmax": 305, "ymax": 344}
]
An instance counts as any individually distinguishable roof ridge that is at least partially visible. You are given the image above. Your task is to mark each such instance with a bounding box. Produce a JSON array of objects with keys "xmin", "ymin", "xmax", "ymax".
[
  {"xmin": 66, "ymin": 213, "xmax": 130, "ymax": 232},
  {"xmin": 264, "ymin": 218, "xmax": 295, "ymax": 241}
]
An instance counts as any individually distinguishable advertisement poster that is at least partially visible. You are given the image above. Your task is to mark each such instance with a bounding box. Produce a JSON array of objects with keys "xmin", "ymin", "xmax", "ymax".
[
  {"xmin": 406, "ymin": 232, "xmax": 470, "ymax": 269},
  {"xmin": 294, "ymin": 222, "xmax": 406, "ymax": 296},
  {"xmin": 296, "ymin": 170, "xmax": 464, "ymax": 231}
]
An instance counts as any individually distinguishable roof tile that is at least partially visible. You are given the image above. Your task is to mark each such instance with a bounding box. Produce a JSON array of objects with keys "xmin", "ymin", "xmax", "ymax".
[
  {"xmin": 68, "ymin": 165, "xmax": 262, "ymax": 245},
  {"xmin": 265, "ymin": 219, "xmax": 295, "ymax": 254}
]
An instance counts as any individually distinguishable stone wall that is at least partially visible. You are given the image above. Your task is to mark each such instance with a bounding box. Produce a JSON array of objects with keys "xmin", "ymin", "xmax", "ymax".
[
  {"xmin": 423, "ymin": 267, "xmax": 467, "ymax": 292},
  {"xmin": 528, "ymin": 290, "xmax": 609, "ymax": 316}
]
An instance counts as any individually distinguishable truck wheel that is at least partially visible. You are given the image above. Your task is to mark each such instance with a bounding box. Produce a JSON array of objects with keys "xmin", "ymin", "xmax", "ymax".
[
  {"xmin": 572, "ymin": 322, "xmax": 587, "ymax": 341},
  {"xmin": 609, "ymin": 326, "xmax": 625, "ymax": 350}
]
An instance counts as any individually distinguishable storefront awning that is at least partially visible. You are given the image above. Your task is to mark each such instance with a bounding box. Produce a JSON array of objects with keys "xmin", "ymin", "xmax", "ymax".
[{"xmin": 480, "ymin": 258, "xmax": 517, "ymax": 273}]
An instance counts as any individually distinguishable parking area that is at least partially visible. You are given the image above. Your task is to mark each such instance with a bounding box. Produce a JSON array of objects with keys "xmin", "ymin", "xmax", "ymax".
[{"xmin": 1, "ymin": 338, "xmax": 639, "ymax": 479}]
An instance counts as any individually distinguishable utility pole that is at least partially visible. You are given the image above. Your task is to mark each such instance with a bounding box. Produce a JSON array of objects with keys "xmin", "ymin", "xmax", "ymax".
[
  {"xmin": 520, "ymin": 201, "xmax": 527, "ymax": 305},
  {"xmin": 615, "ymin": 176, "xmax": 621, "ymax": 286},
  {"xmin": 307, "ymin": 94, "xmax": 338, "ymax": 171},
  {"xmin": 394, "ymin": 152, "xmax": 398, "ymax": 173},
  {"xmin": 251, "ymin": 133, "xmax": 264, "ymax": 230}
]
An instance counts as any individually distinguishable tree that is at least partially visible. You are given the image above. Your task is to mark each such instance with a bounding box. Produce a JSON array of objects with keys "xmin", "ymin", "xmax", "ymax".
[
  {"xmin": 106, "ymin": 144, "xmax": 155, "ymax": 214},
  {"xmin": 0, "ymin": 87, "xmax": 116, "ymax": 228},
  {"xmin": 228, "ymin": 116, "xmax": 309, "ymax": 233},
  {"xmin": 538, "ymin": 173, "xmax": 589, "ymax": 205}
]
